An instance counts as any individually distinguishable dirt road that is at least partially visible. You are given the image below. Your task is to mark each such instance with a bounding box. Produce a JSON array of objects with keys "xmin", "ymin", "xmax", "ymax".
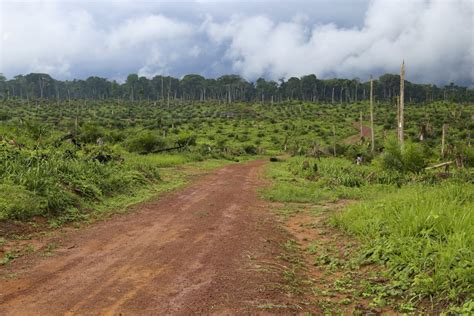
[{"xmin": 0, "ymin": 160, "xmax": 293, "ymax": 315}]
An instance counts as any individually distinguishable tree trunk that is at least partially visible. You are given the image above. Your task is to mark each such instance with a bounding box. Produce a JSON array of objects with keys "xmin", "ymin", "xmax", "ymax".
[
  {"xmin": 167, "ymin": 78, "xmax": 171, "ymax": 109},
  {"xmin": 370, "ymin": 77, "xmax": 375, "ymax": 152},
  {"xmin": 399, "ymin": 61, "xmax": 405, "ymax": 145},
  {"xmin": 161, "ymin": 77, "xmax": 164, "ymax": 103},
  {"xmin": 441, "ymin": 123, "xmax": 447, "ymax": 158},
  {"xmin": 355, "ymin": 82, "xmax": 358, "ymax": 102},
  {"xmin": 396, "ymin": 95, "xmax": 400, "ymax": 136}
]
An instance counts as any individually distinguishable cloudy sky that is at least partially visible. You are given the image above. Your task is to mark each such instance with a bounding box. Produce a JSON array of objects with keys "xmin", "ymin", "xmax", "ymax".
[{"xmin": 1, "ymin": 0, "xmax": 473, "ymax": 85}]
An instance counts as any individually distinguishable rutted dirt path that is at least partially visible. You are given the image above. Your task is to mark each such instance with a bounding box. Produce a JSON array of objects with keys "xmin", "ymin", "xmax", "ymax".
[{"xmin": 0, "ymin": 160, "xmax": 295, "ymax": 315}]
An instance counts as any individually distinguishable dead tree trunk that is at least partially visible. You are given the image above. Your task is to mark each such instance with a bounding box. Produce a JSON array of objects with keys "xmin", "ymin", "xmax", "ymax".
[
  {"xmin": 396, "ymin": 96, "xmax": 400, "ymax": 137},
  {"xmin": 370, "ymin": 76, "xmax": 375, "ymax": 152},
  {"xmin": 441, "ymin": 123, "xmax": 447, "ymax": 158},
  {"xmin": 161, "ymin": 77, "xmax": 164, "ymax": 103},
  {"xmin": 399, "ymin": 61, "xmax": 405, "ymax": 145},
  {"xmin": 167, "ymin": 78, "xmax": 171, "ymax": 109},
  {"xmin": 355, "ymin": 82, "xmax": 358, "ymax": 102}
]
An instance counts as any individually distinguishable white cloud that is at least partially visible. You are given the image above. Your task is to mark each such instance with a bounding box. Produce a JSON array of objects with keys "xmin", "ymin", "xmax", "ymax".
[
  {"xmin": 106, "ymin": 15, "xmax": 192, "ymax": 50},
  {"xmin": 205, "ymin": 0, "xmax": 474, "ymax": 84},
  {"xmin": 0, "ymin": 0, "xmax": 472, "ymax": 85}
]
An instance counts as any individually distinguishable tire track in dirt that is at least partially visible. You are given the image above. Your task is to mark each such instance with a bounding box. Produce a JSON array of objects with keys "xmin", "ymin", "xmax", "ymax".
[{"xmin": 0, "ymin": 160, "xmax": 293, "ymax": 315}]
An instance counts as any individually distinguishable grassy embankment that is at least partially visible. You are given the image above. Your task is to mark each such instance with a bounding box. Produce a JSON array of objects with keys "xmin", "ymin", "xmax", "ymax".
[{"xmin": 264, "ymin": 156, "xmax": 473, "ymax": 313}]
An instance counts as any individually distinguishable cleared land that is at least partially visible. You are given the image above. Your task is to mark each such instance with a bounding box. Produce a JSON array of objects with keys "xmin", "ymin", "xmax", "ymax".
[{"xmin": 1, "ymin": 160, "xmax": 318, "ymax": 315}]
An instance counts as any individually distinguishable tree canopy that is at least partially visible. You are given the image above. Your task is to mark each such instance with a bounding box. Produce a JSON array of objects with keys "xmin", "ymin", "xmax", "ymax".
[{"xmin": 1, "ymin": 72, "xmax": 472, "ymax": 103}]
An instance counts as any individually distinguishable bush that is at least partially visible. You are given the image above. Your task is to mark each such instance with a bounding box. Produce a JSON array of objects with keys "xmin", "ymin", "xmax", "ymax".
[
  {"xmin": 125, "ymin": 131, "xmax": 167, "ymax": 154},
  {"xmin": 0, "ymin": 139, "xmax": 163, "ymax": 220},
  {"xmin": 78, "ymin": 123, "xmax": 105, "ymax": 144},
  {"xmin": 377, "ymin": 137, "xmax": 426, "ymax": 173},
  {"xmin": 453, "ymin": 144, "xmax": 474, "ymax": 168},
  {"xmin": 402, "ymin": 142, "xmax": 426, "ymax": 173},
  {"xmin": 0, "ymin": 110, "xmax": 11, "ymax": 121},
  {"xmin": 242, "ymin": 144, "xmax": 257, "ymax": 155},
  {"xmin": 82, "ymin": 144, "xmax": 121, "ymax": 163},
  {"xmin": 176, "ymin": 133, "xmax": 196, "ymax": 148},
  {"xmin": 377, "ymin": 137, "xmax": 403, "ymax": 172},
  {"xmin": 344, "ymin": 143, "xmax": 375, "ymax": 163},
  {"xmin": 463, "ymin": 147, "xmax": 474, "ymax": 167},
  {"xmin": 0, "ymin": 184, "xmax": 46, "ymax": 220}
]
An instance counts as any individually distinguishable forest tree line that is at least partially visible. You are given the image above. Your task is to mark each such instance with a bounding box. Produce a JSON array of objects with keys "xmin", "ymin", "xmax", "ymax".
[{"xmin": 1, "ymin": 72, "xmax": 473, "ymax": 104}]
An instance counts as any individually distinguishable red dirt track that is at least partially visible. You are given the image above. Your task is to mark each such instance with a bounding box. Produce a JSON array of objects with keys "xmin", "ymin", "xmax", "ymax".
[{"xmin": 0, "ymin": 160, "xmax": 293, "ymax": 315}]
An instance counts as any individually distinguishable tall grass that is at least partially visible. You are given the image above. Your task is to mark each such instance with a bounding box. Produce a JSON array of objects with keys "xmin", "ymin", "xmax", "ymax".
[
  {"xmin": 331, "ymin": 183, "xmax": 474, "ymax": 304},
  {"xmin": 266, "ymin": 156, "xmax": 473, "ymax": 308},
  {"xmin": 124, "ymin": 152, "xmax": 202, "ymax": 168},
  {"xmin": 264, "ymin": 157, "xmax": 397, "ymax": 203},
  {"xmin": 0, "ymin": 140, "xmax": 208, "ymax": 220}
]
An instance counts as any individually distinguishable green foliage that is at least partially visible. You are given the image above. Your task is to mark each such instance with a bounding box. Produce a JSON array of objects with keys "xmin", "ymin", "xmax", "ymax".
[
  {"xmin": 0, "ymin": 139, "xmax": 162, "ymax": 220},
  {"xmin": 0, "ymin": 184, "xmax": 45, "ymax": 220},
  {"xmin": 0, "ymin": 96, "xmax": 472, "ymax": 313},
  {"xmin": 377, "ymin": 137, "xmax": 426, "ymax": 173},
  {"xmin": 0, "ymin": 99, "xmax": 471, "ymax": 239},
  {"xmin": 264, "ymin": 157, "xmax": 378, "ymax": 203},
  {"xmin": 125, "ymin": 130, "xmax": 167, "ymax": 154},
  {"xmin": 242, "ymin": 144, "xmax": 258, "ymax": 155},
  {"xmin": 2, "ymin": 72, "xmax": 474, "ymax": 103},
  {"xmin": 378, "ymin": 137, "xmax": 403, "ymax": 171},
  {"xmin": 464, "ymin": 146, "xmax": 474, "ymax": 167},
  {"xmin": 267, "ymin": 155, "xmax": 473, "ymax": 310},
  {"xmin": 78, "ymin": 123, "xmax": 105, "ymax": 143},
  {"xmin": 332, "ymin": 183, "xmax": 474, "ymax": 304},
  {"xmin": 176, "ymin": 132, "xmax": 197, "ymax": 148},
  {"xmin": 401, "ymin": 142, "xmax": 426, "ymax": 173}
]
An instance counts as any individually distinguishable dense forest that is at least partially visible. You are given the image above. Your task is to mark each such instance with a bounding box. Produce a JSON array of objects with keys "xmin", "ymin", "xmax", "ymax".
[{"xmin": 1, "ymin": 72, "xmax": 473, "ymax": 103}]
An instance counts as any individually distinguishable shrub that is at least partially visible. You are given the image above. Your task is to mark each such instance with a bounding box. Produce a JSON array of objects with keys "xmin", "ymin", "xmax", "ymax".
[
  {"xmin": 0, "ymin": 184, "xmax": 46, "ymax": 220},
  {"xmin": 464, "ymin": 147, "xmax": 474, "ymax": 167},
  {"xmin": 176, "ymin": 133, "xmax": 197, "ymax": 148},
  {"xmin": 377, "ymin": 137, "xmax": 403, "ymax": 172},
  {"xmin": 377, "ymin": 137, "xmax": 426, "ymax": 173},
  {"xmin": 242, "ymin": 144, "xmax": 257, "ymax": 155},
  {"xmin": 125, "ymin": 131, "xmax": 167, "ymax": 154},
  {"xmin": 402, "ymin": 142, "xmax": 426, "ymax": 173},
  {"xmin": 0, "ymin": 110, "xmax": 11, "ymax": 121},
  {"xmin": 82, "ymin": 144, "xmax": 121, "ymax": 163},
  {"xmin": 78, "ymin": 123, "xmax": 105, "ymax": 143}
]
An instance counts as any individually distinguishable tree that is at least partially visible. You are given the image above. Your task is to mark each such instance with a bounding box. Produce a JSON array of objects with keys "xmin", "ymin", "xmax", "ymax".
[
  {"xmin": 0, "ymin": 71, "xmax": 472, "ymax": 103},
  {"xmin": 284, "ymin": 77, "xmax": 302, "ymax": 100},
  {"xmin": 180, "ymin": 74, "xmax": 205, "ymax": 101},
  {"xmin": 125, "ymin": 74, "xmax": 139, "ymax": 102},
  {"xmin": 300, "ymin": 74, "xmax": 317, "ymax": 101}
]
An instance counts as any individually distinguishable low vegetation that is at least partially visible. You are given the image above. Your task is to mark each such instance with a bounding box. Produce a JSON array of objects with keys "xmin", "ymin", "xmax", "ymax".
[
  {"xmin": 265, "ymin": 145, "xmax": 473, "ymax": 312},
  {"xmin": 332, "ymin": 183, "xmax": 473, "ymax": 306},
  {"xmin": 1, "ymin": 94, "xmax": 472, "ymax": 312}
]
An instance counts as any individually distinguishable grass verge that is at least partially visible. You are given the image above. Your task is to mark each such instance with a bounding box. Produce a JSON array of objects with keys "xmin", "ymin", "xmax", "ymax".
[
  {"xmin": 263, "ymin": 156, "xmax": 473, "ymax": 314},
  {"xmin": 0, "ymin": 156, "xmax": 233, "ymax": 265}
]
